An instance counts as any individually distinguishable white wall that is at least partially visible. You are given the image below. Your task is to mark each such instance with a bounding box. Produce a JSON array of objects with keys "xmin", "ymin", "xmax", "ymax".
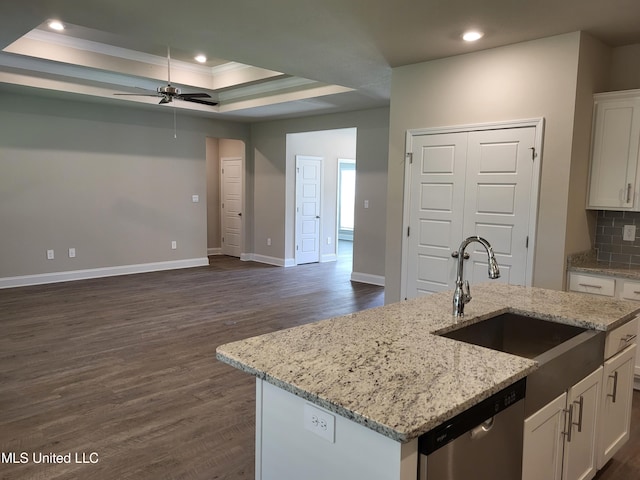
[
  {"xmin": 385, "ymin": 33, "xmax": 583, "ymax": 302},
  {"xmin": 286, "ymin": 128, "xmax": 357, "ymax": 263},
  {"xmin": 0, "ymin": 91, "xmax": 249, "ymax": 284}
]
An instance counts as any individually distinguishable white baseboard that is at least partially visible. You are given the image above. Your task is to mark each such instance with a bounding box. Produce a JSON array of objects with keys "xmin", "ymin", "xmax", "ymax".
[
  {"xmin": 320, "ymin": 253, "xmax": 338, "ymax": 263},
  {"xmin": 0, "ymin": 258, "xmax": 210, "ymax": 289},
  {"xmin": 243, "ymin": 253, "xmax": 287, "ymax": 267},
  {"xmin": 350, "ymin": 272, "xmax": 385, "ymax": 287},
  {"xmin": 208, "ymin": 248, "xmax": 222, "ymax": 256}
]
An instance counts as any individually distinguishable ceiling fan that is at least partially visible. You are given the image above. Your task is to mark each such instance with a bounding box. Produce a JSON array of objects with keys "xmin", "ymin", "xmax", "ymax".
[{"xmin": 114, "ymin": 47, "xmax": 218, "ymax": 106}]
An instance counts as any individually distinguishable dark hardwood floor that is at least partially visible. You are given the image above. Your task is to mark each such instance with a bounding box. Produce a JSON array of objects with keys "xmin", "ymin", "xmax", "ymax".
[
  {"xmin": 1, "ymin": 247, "xmax": 639, "ymax": 480},
  {"xmin": 0, "ymin": 248, "xmax": 383, "ymax": 480}
]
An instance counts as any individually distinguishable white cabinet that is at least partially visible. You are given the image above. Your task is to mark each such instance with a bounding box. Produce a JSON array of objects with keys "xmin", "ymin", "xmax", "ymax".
[
  {"xmin": 568, "ymin": 272, "xmax": 640, "ymax": 388},
  {"xmin": 587, "ymin": 90, "xmax": 640, "ymax": 210},
  {"xmin": 597, "ymin": 344, "xmax": 636, "ymax": 469},
  {"xmin": 522, "ymin": 368, "xmax": 602, "ymax": 480},
  {"xmin": 523, "ymin": 393, "xmax": 566, "ymax": 480}
]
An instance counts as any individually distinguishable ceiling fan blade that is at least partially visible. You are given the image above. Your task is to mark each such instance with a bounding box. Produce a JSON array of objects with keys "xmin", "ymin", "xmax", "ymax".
[
  {"xmin": 178, "ymin": 93, "xmax": 211, "ymax": 99},
  {"xmin": 182, "ymin": 97, "xmax": 219, "ymax": 106},
  {"xmin": 114, "ymin": 93, "xmax": 160, "ymax": 97}
]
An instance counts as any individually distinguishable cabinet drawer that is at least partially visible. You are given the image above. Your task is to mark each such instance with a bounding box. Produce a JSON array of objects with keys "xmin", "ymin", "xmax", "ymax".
[
  {"xmin": 605, "ymin": 316, "xmax": 639, "ymax": 359},
  {"xmin": 620, "ymin": 280, "xmax": 640, "ymax": 301},
  {"xmin": 569, "ymin": 273, "xmax": 615, "ymax": 297}
]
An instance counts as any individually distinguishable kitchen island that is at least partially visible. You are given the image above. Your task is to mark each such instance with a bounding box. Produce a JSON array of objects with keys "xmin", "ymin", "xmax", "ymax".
[{"xmin": 216, "ymin": 284, "xmax": 640, "ymax": 480}]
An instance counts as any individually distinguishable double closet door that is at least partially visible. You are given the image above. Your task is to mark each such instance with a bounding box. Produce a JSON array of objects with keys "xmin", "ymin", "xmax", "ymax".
[{"xmin": 405, "ymin": 126, "xmax": 536, "ymax": 298}]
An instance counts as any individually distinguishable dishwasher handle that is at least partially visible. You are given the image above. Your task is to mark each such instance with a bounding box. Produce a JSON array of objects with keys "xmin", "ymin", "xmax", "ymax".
[{"xmin": 470, "ymin": 416, "xmax": 495, "ymax": 440}]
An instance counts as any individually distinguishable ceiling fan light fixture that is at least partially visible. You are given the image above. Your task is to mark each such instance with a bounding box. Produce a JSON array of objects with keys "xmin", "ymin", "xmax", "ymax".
[
  {"xmin": 48, "ymin": 20, "xmax": 65, "ymax": 31},
  {"xmin": 462, "ymin": 30, "xmax": 484, "ymax": 42},
  {"xmin": 194, "ymin": 54, "xmax": 207, "ymax": 63}
]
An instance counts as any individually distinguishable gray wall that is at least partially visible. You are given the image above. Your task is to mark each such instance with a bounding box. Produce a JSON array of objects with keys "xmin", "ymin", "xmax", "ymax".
[
  {"xmin": 385, "ymin": 32, "xmax": 585, "ymax": 302},
  {"xmin": 250, "ymin": 108, "xmax": 389, "ymax": 279},
  {"xmin": 0, "ymin": 91, "xmax": 248, "ymax": 279}
]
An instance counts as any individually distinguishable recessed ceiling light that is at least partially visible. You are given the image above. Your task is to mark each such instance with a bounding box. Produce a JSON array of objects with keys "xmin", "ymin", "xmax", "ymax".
[
  {"xmin": 194, "ymin": 54, "xmax": 207, "ymax": 63},
  {"xmin": 48, "ymin": 20, "xmax": 65, "ymax": 31},
  {"xmin": 462, "ymin": 31, "xmax": 483, "ymax": 42}
]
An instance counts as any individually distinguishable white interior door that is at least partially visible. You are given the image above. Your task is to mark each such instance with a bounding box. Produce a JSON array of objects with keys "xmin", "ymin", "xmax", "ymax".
[
  {"xmin": 464, "ymin": 127, "xmax": 536, "ymax": 286},
  {"xmin": 221, "ymin": 157, "xmax": 242, "ymax": 257},
  {"xmin": 295, "ymin": 156, "xmax": 322, "ymax": 265},
  {"xmin": 403, "ymin": 122, "xmax": 540, "ymax": 299},
  {"xmin": 406, "ymin": 133, "xmax": 467, "ymax": 296}
]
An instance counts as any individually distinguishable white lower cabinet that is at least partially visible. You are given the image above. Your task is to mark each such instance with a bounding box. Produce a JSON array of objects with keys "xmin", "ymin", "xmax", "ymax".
[
  {"xmin": 568, "ymin": 272, "xmax": 640, "ymax": 388},
  {"xmin": 597, "ymin": 343, "xmax": 636, "ymax": 469},
  {"xmin": 522, "ymin": 367, "xmax": 602, "ymax": 480}
]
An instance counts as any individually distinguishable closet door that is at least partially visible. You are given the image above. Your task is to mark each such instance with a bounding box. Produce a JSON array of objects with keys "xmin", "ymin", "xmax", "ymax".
[
  {"xmin": 463, "ymin": 127, "xmax": 536, "ymax": 286},
  {"xmin": 405, "ymin": 132, "xmax": 467, "ymax": 296}
]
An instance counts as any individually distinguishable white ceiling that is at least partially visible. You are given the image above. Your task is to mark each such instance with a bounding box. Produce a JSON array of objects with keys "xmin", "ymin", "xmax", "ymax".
[{"xmin": 2, "ymin": 0, "xmax": 640, "ymax": 121}]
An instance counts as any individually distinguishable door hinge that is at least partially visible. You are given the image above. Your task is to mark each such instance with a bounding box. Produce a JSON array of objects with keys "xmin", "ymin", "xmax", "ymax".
[
  {"xmin": 406, "ymin": 152, "xmax": 413, "ymax": 164},
  {"xmin": 222, "ymin": 202, "xmax": 224, "ymax": 208},
  {"xmin": 407, "ymin": 226, "xmax": 410, "ymax": 237},
  {"xmin": 296, "ymin": 245, "xmax": 299, "ymax": 251},
  {"xmin": 526, "ymin": 236, "xmax": 529, "ymax": 248},
  {"xmin": 222, "ymin": 168, "xmax": 224, "ymax": 174},
  {"xmin": 529, "ymin": 147, "xmax": 536, "ymax": 160},
  {"xmin": 222, "ymin": 236, "xmax": 225, "ymax": 243}
]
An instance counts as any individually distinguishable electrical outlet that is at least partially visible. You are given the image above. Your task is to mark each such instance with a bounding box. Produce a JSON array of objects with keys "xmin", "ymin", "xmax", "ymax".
[
  {"xmin": 623, "ymin": 225, "xmax": 636, "ymax": 242},
  {"xmin": 303, "ymin": 403, "xmax": 335, "ymax": 443},
  {"xmin": 171, "ymin": 240, "xmax": 177, "ymax": 250},
  {"xmin": 68, "ymin": 248, "xmax": 76, "ymax": 258},
  {"xmin": 192, "ymin": 194, "xmax": 199, "ymax": 203},
  {"xmin": 46, "ymin": 249, "xmax": 54, "ymax": 260}
]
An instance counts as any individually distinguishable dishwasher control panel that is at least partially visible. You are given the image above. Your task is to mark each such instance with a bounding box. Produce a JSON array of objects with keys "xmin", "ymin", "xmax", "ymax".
[{"xmin": 419, "ymin": 378, "xmax": 526, "ymax": 455}]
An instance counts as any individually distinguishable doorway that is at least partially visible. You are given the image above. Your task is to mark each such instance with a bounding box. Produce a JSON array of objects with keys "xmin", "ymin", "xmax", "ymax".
[{"xmin": 286, "ymin": 128, "xmax": 357, "ymax": 268}]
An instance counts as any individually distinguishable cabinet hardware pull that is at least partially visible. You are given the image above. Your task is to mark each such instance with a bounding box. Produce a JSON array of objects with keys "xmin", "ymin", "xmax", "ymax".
[
  {"xmin": 562, "ymin": 407, "xmax": 574, "ymax": 442},
  {"xmin": 623, "ymin": 334, "xmax": 637, "ymax": 343},
  {"xmin": 578, "ymin": 283, "xmax": 602, "ymax": 289},
  {"xmin": 572, "ymin": 396, "xmax": 584, "ymax": 433},
  {"xmin": 633, "ymin": 291, "xmax": 640, "ymax": 295},
  {"xmin": 608, "ymin": 371, "xmax": 619, "ymax": 403},
  {"xmin": 627, "ymin": 183, "xmax": 632, "ymax": 203}
]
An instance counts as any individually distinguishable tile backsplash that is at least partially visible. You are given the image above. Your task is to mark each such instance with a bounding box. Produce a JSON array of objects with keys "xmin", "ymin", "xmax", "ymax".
[{"xmin": 595, "ymin": 210, "xmax": 640, "ymax": 266}]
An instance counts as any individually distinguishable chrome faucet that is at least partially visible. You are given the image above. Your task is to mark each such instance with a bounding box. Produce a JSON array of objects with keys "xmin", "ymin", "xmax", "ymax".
[{"xmin": 452, "ymin": 236, "xmax": 500, "ymax": 317}]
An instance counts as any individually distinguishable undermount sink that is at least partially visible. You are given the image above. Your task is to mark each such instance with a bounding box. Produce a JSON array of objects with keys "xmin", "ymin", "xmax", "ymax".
[{"xmin": 440, "ymin": 313, "xmax": 605, "ymax": 416}]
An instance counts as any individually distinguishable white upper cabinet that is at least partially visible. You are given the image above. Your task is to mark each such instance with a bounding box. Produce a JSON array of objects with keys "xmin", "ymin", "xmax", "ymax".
[{"xmin": 587, "ymin": 90, "xmax": 640, "ymax": 210}]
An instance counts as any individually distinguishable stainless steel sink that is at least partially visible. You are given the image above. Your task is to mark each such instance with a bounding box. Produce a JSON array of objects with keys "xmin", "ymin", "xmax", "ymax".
[{"xmin": 440, "ymin": 313, "xmax": 605, "ymax": 416}]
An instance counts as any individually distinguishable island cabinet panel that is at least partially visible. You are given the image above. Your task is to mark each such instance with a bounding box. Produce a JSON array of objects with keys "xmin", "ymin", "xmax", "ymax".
[
  {"xmin": 523, "ymin": 367, "xmax": 602, "ymax": 480},
  {"xmin": 597, "ymin": 344, "xmax": 636, "ymax": 469},
  {"xmin": 522, "ymin": 392, "xmax": 566, "ymax": 480},
  {"xmin": 562, "ymin": 367, "xmax": 602, "ymax": 480},
  {"xmin": 255, "ymin": 380, "xmax": 418, "ymax": 480}
]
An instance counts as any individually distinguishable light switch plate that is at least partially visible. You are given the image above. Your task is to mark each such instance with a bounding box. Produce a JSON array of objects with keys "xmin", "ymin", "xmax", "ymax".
[{"xmin": 623, "ymin": 225, "xmax": 636, "ymax": 242}]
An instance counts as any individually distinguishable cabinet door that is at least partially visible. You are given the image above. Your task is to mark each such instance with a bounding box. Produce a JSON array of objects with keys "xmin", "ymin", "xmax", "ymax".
[
  {"xmin": 562, "ymin": 367, "xmax": 602, "ymax": 480},
  {"xmin": 587, "ymin": 97, "xmax": 640, "ymax": 210},
  {"xmin": 523, "ymin": 392, "xmax": 567, "ymax": 480},
  {"xmin": 598, "ymin": 344, "xmax": 637, "ymax": 469}
]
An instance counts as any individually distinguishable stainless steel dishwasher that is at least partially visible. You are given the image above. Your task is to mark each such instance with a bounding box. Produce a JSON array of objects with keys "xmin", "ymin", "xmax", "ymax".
[{"xmin": 418, "ymin": 378, "xmax": 526, "ymax": 480}]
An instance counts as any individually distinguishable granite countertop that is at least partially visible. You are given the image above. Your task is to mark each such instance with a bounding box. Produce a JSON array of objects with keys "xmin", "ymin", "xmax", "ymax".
[
  {"xmin": 568, "ymin": 250, "xmax": 640, "ymax": 280},
  {"xmin": 216, "ymin": 283, "xmax": 640, "ymax": 443}
]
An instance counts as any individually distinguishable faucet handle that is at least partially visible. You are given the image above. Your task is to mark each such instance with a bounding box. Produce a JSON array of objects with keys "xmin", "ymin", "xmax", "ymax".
[
  {"xmin": 463, "ymin": 280, "xmax": 472, "ymax": 302},
  {"xmin": 451, "ymin": 251, "xmax": 470, "ymax": 259}
]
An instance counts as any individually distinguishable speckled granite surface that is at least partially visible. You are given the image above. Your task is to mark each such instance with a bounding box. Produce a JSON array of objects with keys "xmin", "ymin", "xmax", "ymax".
[
  {"xmin": 216, "ymin": 283, "xmax": 640, "ymax": 443},
  {"xmin": 568, "ymin": 250, "xmax": 640, "ymax": 280}
]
